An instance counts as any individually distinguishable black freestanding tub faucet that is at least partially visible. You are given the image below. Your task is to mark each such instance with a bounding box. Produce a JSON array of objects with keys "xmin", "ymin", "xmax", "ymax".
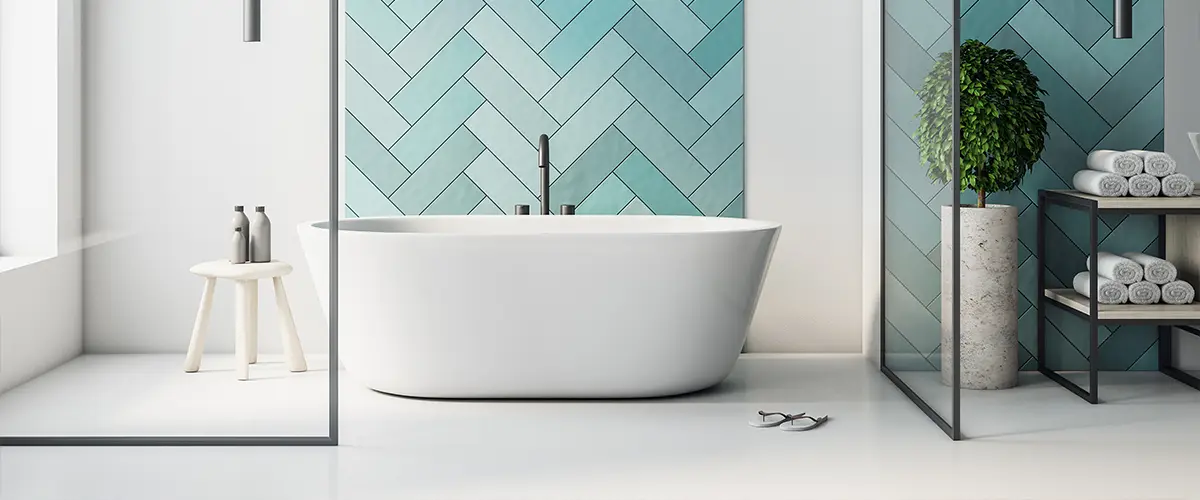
[{"xmin": 538, "ymin": 134, "xmax": 551, "ymax": 215}]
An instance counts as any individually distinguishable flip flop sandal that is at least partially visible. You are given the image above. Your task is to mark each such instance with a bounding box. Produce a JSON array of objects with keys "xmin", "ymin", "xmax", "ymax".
[
  {"xmin": 779, "ymin": 414, "xmax": 829, "ymax": 432},
  {"xmin": 748, "ymin": 410, "xmax": 805, "ymax": 428}
]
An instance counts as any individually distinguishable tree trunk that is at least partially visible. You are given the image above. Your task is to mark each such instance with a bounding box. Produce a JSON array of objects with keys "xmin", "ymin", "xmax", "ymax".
[{"xmin": 977, "ymin": 161, "xmax": 987, "ymax": 208}]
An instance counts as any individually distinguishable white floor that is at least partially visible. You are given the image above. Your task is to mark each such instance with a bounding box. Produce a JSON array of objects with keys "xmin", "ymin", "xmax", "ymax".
[
  {"xmin": 898, "ymin": 368, "xmax": 1200, "ymax": 440},
  {"xmin": 1, "ymin": 354, "xmax": 1199, "ymax": 499},
  {"xmin": 0, "ymin": 354, "xmax": 330, "ymax": 436}
]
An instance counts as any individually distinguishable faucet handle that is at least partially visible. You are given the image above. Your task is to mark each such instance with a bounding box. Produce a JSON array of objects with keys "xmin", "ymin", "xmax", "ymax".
[
  {"xmin": 560, "ymin": 204, "xmax": 576, "ymax": 215},
  {"xmin": 514, "ymin": 204, "xmax": 530, "ymax": 215}
]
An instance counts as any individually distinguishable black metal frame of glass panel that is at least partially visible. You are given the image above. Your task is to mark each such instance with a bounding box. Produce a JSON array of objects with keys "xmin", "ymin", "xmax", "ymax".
[
  {"xmin": 879, "ymin": 0, "xmax": 962, "ymax": 440},
  {"xmin": 1037, "ymin": 190, "xmax": 1200, "ymax": 403},
  {"xmin": 0, "ymin": 0, "xmax": 340, "ymax": 447}
]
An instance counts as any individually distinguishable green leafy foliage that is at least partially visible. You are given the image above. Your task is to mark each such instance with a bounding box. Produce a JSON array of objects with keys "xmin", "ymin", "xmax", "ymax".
[{"xmin": 916, "ymin": 39, "xmax": 1048, "ymax": 207}]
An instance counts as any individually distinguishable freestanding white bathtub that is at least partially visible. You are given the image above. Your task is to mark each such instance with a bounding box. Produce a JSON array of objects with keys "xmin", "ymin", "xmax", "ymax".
[{"xmin": 298, "ymin": 215, "xmax": 780, "ymax": 399}]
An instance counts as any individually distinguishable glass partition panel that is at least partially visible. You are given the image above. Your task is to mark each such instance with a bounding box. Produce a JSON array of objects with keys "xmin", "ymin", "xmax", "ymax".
[
  {"xmin": 957, "ymin": 0, "xmax": 1166, "ymax": 438},
  {"xmin": 886, "ymin": 0, "xmax": 1170, "ymax": 440},
  {"xmin": 881, "ymin": 0, "xmax": 959, "ymax": 438},
  {"xmin": 0, "ymin": 0, "xmax": 336, "ymax": 443}
]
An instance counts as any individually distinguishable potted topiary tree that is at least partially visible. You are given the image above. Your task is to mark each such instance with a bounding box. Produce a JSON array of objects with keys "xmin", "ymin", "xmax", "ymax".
[{"xmin": 917, "ymin": 39, "xmax": 1048, "ymax": 390}]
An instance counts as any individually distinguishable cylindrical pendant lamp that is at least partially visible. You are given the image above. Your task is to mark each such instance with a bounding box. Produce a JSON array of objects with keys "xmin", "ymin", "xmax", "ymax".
[
  {"xmin": 1113, "ymin": 0, "xmax": 1132, "ymax": 39},
  {"xmin": 245, "ymin": 0, "xmax": 262, "ymax": 42}
]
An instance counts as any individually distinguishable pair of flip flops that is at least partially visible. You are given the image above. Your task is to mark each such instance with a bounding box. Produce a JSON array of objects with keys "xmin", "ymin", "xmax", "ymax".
[{"xmin": 748, "ymin": 410, "xmax": 828, "ymax": 431}]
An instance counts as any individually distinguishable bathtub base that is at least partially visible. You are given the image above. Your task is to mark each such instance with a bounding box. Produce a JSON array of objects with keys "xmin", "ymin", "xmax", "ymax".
[
  {"xmin": 342, "ymin": 352, "xmax": 741, "ymax": 400},
  {"xmin": 363, "ymin": 380, "xmax": 728, "ymax": 400}
]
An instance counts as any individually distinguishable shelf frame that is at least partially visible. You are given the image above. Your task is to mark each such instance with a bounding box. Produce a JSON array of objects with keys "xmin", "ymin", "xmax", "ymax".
[{"xmin": 1038, "ymin": 190, "xmax": 1200, "ymax": 404}]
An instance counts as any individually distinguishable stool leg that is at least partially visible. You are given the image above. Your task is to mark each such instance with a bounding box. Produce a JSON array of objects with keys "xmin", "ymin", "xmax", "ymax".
[
  {"xmin": 235, "ymin": 280, "xmax": 253, "ymax": 381},
  {"xmin": 183, "ymin": 278, "xmax": 216, "ymax": 372},
  {"xmin": 248, "ymin": 280, "xmax": 258, "ymax": 364},
  {"xmin": 272, "ymin": 277, "xmax": 307, "ymax": 372}
]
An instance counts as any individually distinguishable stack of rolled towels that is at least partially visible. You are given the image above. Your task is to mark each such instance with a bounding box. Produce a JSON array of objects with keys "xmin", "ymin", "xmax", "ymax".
[
  {"xmin": 1073, "ymin": 252, "xmax": 1195, "ymax": 305},
  {"xmin": 1073, "ymin": 150, "xmax": 1195, "ymax": 198}
]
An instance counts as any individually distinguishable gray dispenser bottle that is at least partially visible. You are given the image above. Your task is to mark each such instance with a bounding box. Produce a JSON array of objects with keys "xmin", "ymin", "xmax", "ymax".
[
  {"xmin": 249, "ymin": 206, "xmax": 271, "ymax": 263},
  {"xmin": 231, "ymin": 227, "xmax": 248, "ymax": 264},
  {"xmin": 232, "ymin": 206, "xmax": 250, "ymax": 259}
]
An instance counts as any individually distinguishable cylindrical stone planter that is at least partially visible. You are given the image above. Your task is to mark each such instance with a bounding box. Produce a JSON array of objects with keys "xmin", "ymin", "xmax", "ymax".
[{"xmin": 940, "ymin": 204, "xmax": 1019, "ymax": 390}]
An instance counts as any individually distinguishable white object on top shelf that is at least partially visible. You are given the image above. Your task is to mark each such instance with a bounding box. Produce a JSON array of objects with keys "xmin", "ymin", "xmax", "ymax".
[
  {"xmin": 1086, "ymin": 150, "xmax": 1143, "ymax": 176},
  {"xmin": 1188, "ymin": 132, "xmax": 1200, "ymax": 163},
  {"xmin": 1127, "ymin": 173, "xmax": 1162, "ymax": 197},
  {"xmin": 1129, "ymin": 150, "xmax": 1177, "ymax": 177},
  {"xmin": 1072, "ymin": 170, "xmax": 1128, "ymax": 197},
  {"xmin": 1161, "ymin": 173, "xmax": 1195, "ymax": 197}
]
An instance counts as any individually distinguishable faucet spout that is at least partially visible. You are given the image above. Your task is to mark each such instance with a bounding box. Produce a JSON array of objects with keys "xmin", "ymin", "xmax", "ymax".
[
  {"xmin": 538, "ymin": 134, "xmax": 550, "ymax": 169},
  {"xmin": 538, "ymin": 134, "xmax": 551, "ymax": 215}
]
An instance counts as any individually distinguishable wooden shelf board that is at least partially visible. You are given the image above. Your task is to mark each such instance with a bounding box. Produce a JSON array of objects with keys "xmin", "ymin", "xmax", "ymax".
[
  {"xmin": 1046, "ymin": 190, "xmax": 1200, "ymax": 210},
  {"xmin": 1044, "ymin": 288, "xmax": 1200, "ymax": 321}
]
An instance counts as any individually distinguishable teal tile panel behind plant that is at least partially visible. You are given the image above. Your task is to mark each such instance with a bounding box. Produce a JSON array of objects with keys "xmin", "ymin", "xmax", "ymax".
[
  {"xmin": 884, "ymin": 0, "xmax": 1164, "ymax": 371},
  {"xmin": 345, "ymin": 0, "xmax": 744, "ymax": 219}
]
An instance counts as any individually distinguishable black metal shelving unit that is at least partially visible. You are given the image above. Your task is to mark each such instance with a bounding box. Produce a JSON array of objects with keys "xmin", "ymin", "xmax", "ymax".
[{"xmin": 1037, "ymin": 189, "xmax": 1200, "ymax": 404}]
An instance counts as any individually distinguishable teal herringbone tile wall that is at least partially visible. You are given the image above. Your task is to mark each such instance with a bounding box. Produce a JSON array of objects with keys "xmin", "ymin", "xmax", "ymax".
[
  {"xmin": 345, "ymin": 0, "xmax": 744, "ymax": 218},
  {"xmin": 884, "ymin": 0, "xmax": 1164, "ymax": 371}
]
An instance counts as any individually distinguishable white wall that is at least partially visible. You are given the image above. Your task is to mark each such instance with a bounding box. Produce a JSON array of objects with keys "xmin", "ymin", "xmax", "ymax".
[
  {"xmin": 1164, "ymin": 0, "xmax": 1200, "ymax": 370},
  {"xmin": 82, "ymin": 0, "xmax": 331, "ymax": 354},
  {"xmin": 0, "ymin": 0, "xmax": 84, "ymax": 393},
  {"xmin": 0, "ymin": 256, "xmax": 82, "ymax": 393},
  {"xmin": 745, "ymin": 0, "xmax": 865, "ymax": 353}
]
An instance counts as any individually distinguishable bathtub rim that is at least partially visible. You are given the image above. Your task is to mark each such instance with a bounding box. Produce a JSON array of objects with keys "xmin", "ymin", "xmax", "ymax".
[{"xmin": 299, "ymin": 215, "xmax": 781, "ymax": 237}]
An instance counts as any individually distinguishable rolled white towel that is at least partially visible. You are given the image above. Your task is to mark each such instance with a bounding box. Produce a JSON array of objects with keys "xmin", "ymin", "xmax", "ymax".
[
  {"xmin": 1127, "ymin": 173, "xmax": 1161, "ymax": 197},
  {"xmin": 1162, "ymin": 280, "xmax": 1196, "ymax": 305},
  {"xmin": 1121, "ymin": 252, "xmax": 1177, "ymax": 284},
  {"xmin": 1128, "ymin": 281, "xmax": 1161, "ymax": 305},
  {"xmin": 1073, "ymin": 272, "xmax": 1129, "ymax": 304},
  {"xmin": 1129, "ymin": 150, "xmax": 1177, "ymax": 177},
  {"xmin": 1086, "ymin": 252, "xmax": 1143, "ymax": 284},
  {"xmin": 1073, "ymin": 170, "xmax": 1129, "ymax": 197},
  {"xmin": 1087, "ymin": 150, "xmax": 1144, "ymax": 177},
  {"xmin": 1161, "ymin": 173, "xmax": 1195, "ymax": 197}
]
